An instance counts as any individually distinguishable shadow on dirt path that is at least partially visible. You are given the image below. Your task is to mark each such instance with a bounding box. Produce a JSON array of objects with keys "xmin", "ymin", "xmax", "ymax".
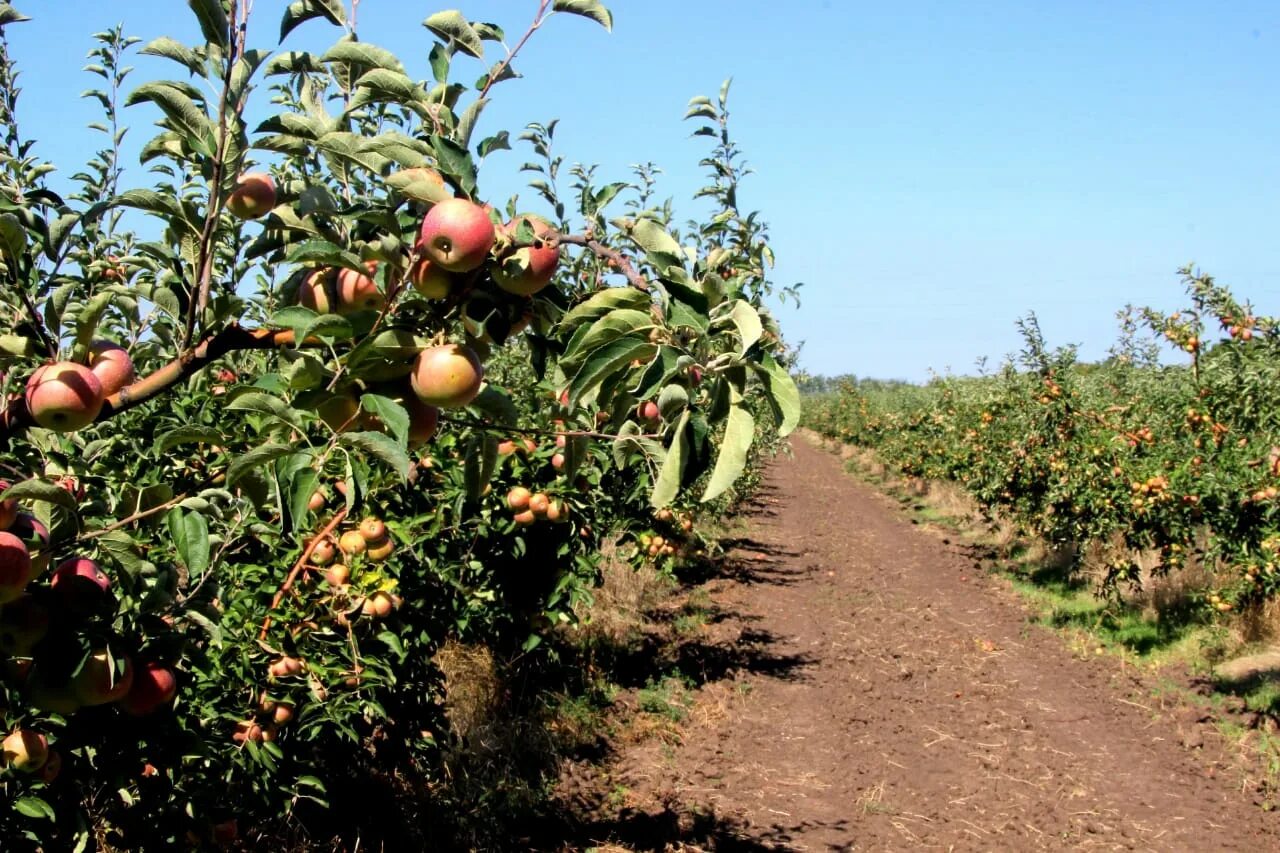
[{"xmin": 545, "ymin": 436, "xmax": 1276, "ymax": 851}]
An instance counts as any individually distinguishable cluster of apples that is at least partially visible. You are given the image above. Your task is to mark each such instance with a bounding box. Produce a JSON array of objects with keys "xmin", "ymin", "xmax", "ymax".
[
  {"xmin": 232, "ymin": 691, "xmax": 297, "ymax": 747},
  {"xmin": 20, "ymin": 340, "xmax": 134, "ymax": 433},
  {"xmin": 307, "ymin": 515, "xmax": 402, "ymax": 619},
  {"xmin": 505, "ymin": 487, "xmax": 570, "ymax": 527}
]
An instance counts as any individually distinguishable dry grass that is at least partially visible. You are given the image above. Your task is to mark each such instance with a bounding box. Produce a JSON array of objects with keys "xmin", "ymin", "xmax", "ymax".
[
  {"xmin": 433, "ymin": 641, "xmax": 502, "ymax": 742},
  {"xmin": 571, "ymin": 537, "xmax": 673, "ymax": 644}
]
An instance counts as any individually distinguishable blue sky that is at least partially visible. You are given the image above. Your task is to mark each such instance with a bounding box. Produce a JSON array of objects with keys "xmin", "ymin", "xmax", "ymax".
[{"xmin": 5, "ymin": 1, "xmax": 1279, "ymax": 380}]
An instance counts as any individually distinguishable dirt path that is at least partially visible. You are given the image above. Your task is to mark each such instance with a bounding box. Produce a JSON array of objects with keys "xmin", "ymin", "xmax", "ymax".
[{"xmin": 562, "ymin": 436, "xmax": 1276, "ymax": 851}]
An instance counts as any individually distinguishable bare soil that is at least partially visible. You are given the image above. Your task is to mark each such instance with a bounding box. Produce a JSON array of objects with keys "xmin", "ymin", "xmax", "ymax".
[{"xmin": 546, "ymin": 436, "xmax": 1277, "ymax": 851}]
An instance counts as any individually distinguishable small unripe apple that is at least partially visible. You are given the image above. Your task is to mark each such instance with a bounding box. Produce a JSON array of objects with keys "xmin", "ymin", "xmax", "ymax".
[
  {"xmin": 365, "ymin": 537, "xmax": 394, "ymax": 562},
  {"xmin": 410, "ymin": 343, "xmax": 484, "ymax": 408},
  {"xmin": 0, "ymin": 531, "xmax": 33, "ymax": 604},
  {"xmin": 545, "ymin": 499, "xmax": 568, "ymax": 523},
  {"xmin": 309, "ymin": 537, "xmax": 337, "ymax": 567},
  {"xmin": 268, "ymin": 657, "xmax": 303, "ymax": 678},
  {"xmin": 119, "ymin": 661, "xmax": 178, "ymax": 715},
  {"xmin": 551, "ymin": 453, "xmax": 565, "ymax": 470},
  {"xmin": 512, "ymin": 509, "xmax": 536, "ymax": 527},
  {"xmin": 492, "ymin": 214, "xmax": 560, "ymax": 296},
  {"xmin": 25, "ymin": 362, "xmax": 105, "ymax": 432},
  {"xmin": 336, "ymin": 262, "xmax": 384, "ymax": 314},
  {"xmin": 358, "ymin": 517, "xmax": 387, "ymax": 542},
  {"xmin": 297, "ymin": 267, "xmax": 337, "ymax": 313},
  {"xmin": 325, "ymin": 564, "xmax": 350, "ymax": 587},
  {"xmin": 528, "ymin": 493, "xmax": 550, "ymax": 517},
  {"xmin": 307, "ymin": 490, "xmax": 327, "ymax": 513},
  {"xmin": 338, "ymin": 530, "xmax": 367, "ymax": 557},
  {"xmin": 2, "ymin": 729, "xmax": 48, "ymax": 773},
  {"xmin": 87, "ymin": 340, "xmax": 136, "ymax": 397},
  {"xmin": 497, "ymin": 440, "xmax": 517, "ymax": 456},
  {"xmin": 226, "ymin": 172, "xmax": 276, "ymax": 220},
  {"xmin": 418, "ymin": 198, "xmax": 496, "ymax": 272},
  {"xmin": 361, "ymin": 591, "xmax": 396, "ymax": 618}
]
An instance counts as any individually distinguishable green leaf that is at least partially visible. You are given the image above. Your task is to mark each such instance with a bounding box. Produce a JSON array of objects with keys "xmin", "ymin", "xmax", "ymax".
[
  {"xmin": 629, "ymin": 218, "xmax": 685, "ymax": 270},
  {"xmin": 456, "ymin": 97, "xmax": 487, "ymax": 149},
  {"xmin": 385, "ymin": 170, "xmax": 453, "ymax": 205},
  {"xmin": 188, "ymin": 0, "xmax": 229, "ymax": 48},
  {"xmin": 651, "ymin": 410, "xmax": 690, "ymax": 508},
  {"xmin": 0, "ymin": 5, "xmax": 32, "ymax": 26},
  {"xmin": 171, "ymin": 509, "xmax": 210, "ymax": 574},
  {"xmin": 469, "ymin": 384, "xmax": 518, "ymax": 426},
  {"xmin": 289, "ymin": 468, "xmax": 320, "ymax": 528},
  {"xmin": 0, "ymin": 212, "xmax": 27, "ymax": 261},
  {"xmin": 726, "ymin": 299, "xmax": 763, "ymax": 355},
  {"xmin": 226, "ymin": 443, "xmax": 293, "ymax": 486},
  {"xmin": 321, "ymin": 40, "xmax": 405, "ymax": 74},
  {"xmin": 341, "ymin": 431, "xmax": 411, "ymax": 481},
  {"xmin": 280, "ymin": 0, "xmax": 346, "ymax": 42},
  {"xmin": 423, "ymin": 10, "xmax": 485, "ymax": 59},
  {"xmin": 71, "ymin": 291, "xmax": 114, "ymax": 363},
  {"xmin": 0, "ymin": 334, "xmax": 37, "ymax": 357},
  {"xmin": 285, "ymin": 239, "xmax": 366, "ymax": 274},
  {"xmin": 430, "ymin": 135, "xmax": 477, "ymax": 197},
  {"xmin": 428, "ymin": 42, "xmax": 450, "ymax": 83},
  {"xmin": 754, "ymin": 353, "xmax": 801, "ymax": 437},
  {"xmin": 562, "ymin": 308, "xmax": 652, "ymax": 369},
  {"xmin": 139, "ymin": 36, "xmax": 204, "ymax": 76},
  {"xmin": 14, "ymin": 796, "xmax": 54, "ymax": 820},
  {"xmin": 157, "ymin": 425, "xmax": 223, "ymax": 453},
  {"xmin": 630, "ymin": 345, "xmax": 681, "ymax": 400},
  {"xmin": 656, "ymin": 383, "xmax": 689, "ymax": 419},
  {"xmin": 552, "ymin": 0, "xmax": 613, "ymax": 30},
  {"xmin": 558, "ymin": 287, "xmax": 650, "ymax": 333},
  {"xmin": 701, "ymin": 402, "xmax": 754, "ymax": 502},
  {"xmin": 568, "ymin": 338, "xmax": 656, "ymax": 409},
  {"xmin": 360, "ymin": 394, "xmax": 410, "ymax": 445},
  {"xmin": 125, "ymin": 82, "xmax": 215, "ymax": 154},
  {"xmin": 0, "ymin": 479, "xmax": 78, "ymax": 512},
  {"xmin": 227, "ymin": 391, "xmax": 304, "ymax": 429}
]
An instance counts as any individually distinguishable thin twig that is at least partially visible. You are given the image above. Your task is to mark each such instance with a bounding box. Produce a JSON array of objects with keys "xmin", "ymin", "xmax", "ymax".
[
  {"xmin": 552, "ymin": 231, "xmax": 651, "ymax": 292},
  {"xmin": 260, "ymin": 508, "xmax": 348, "ymax": 640},
  {"xmin": 477, "ymin": 0, "xmax": 551, "ymax": 101}
]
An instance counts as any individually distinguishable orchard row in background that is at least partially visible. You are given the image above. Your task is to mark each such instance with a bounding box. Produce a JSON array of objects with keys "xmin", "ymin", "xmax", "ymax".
[{"xmin": 805, "ymin": 269, "xmax": 1278, "ymax": 614}]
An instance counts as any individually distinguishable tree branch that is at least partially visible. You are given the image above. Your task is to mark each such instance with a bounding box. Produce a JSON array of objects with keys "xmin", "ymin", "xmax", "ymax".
[
  {"xmin": 0, "ymin": 324, "xmax": 297, "ymax": 443},
  {"xmin": 550, "ymin": 231, "xmax": 650, "ymax": 292}
]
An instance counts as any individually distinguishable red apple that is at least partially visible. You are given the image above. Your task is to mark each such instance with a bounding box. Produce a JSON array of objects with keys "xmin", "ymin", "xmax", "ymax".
[
  {"xmin": 0, "ymin": 531, "xmax": 33, "ymax": 604},
  {"xmin": 637, "ymin": 401, "xmax": 660, "ymax": 422},
  {"xmin": 50, "ymin": 557, "xmax": 111, "ymax": 613},
  {"xmin": 492, "ymin": 214, "xmax": 560, "ymax": 296},
  {"xmin": 410, "ymin": 343, "xmax": 484, "ymax": 408},
  {"xmin": 25, "ymin": 362, "xmax": 105, "ymax": 432},
  {"xmin": 118, "ymin": 661, "xmax": 178, "ymax": 715},
  {"xmin": 226, "ymin": 172, "xmax": 276, "ymax": 220},
  {"xmin": 336, "ymin": 261, "xmax": 384, "ymax": 314},
  {"xmin": 400, "ymin": 393, "xmax": 440, "ymax": 446},
  {"xmin": 417, "ymin": 198, "xmax": 495, "ymax": 272},
  {"xmin": 409, "ymin": 256, "xmax": 456, "ymax": 300},
  {"xmin": 2, "ymin": 729, "xmax": 48, "ymax": 773},
  {"xmin": 87, "ymin": 340, "xmax": 136, "ymax": 397},
  {"xmin": 297, "ymin": 267, "xmax": 336, "ymax": 313},
  {"xmin": 73, "ymin": 649, "xmax": 134, "ymax": 705}
]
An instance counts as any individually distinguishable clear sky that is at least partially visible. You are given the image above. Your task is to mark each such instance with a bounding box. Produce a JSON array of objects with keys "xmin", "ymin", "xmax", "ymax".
[{"xmin": 5, "ymin": 1, "xmax": 1279, "ymax": 380}]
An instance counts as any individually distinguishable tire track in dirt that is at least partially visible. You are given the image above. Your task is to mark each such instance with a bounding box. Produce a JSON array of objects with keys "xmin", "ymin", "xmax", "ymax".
[{"xmin": 583, "ymin": 436, "xmax": 1275, "ymax": 851}]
